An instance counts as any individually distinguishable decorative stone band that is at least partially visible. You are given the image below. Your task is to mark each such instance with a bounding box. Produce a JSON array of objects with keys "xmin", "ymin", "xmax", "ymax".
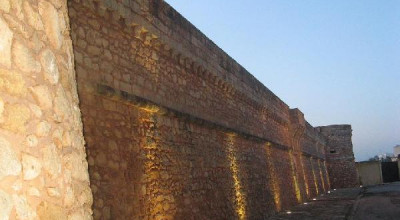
[{"xmin": 97, "ymin": 83, "xmax": 326, "ymax": 161}]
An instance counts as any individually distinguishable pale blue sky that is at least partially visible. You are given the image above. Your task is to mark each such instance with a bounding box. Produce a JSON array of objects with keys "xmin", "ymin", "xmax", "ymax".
[{"xmin": 166, "ymin": 0, "xmax": 400, "ymax": 161}]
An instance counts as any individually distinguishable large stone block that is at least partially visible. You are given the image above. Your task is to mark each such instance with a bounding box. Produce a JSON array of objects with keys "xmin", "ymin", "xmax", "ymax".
[{"xmin": 39, "ymin": 0, "xmax": 63, "ymax": 49}]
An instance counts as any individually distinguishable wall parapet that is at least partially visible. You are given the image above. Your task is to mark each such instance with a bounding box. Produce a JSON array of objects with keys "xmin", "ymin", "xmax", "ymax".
[{"xmin": 70, "ymin": 0, "xmax": 295, "ymax": 147}]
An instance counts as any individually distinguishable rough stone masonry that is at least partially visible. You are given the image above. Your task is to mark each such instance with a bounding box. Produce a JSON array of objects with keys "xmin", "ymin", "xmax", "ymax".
[{"xmin": 0, "ymin": 0, "xmax": 358, "ymax": 219}]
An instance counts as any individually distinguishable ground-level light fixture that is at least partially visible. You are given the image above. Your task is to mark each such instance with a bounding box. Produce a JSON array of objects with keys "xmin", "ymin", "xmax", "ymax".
[{"xmin": 286, "ymin": 211, "xmax": 292, "ymax": 214}]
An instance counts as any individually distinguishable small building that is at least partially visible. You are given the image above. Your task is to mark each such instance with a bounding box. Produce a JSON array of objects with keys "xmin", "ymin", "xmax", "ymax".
[
  {"xmin": 356, "ymin": 161, "xmax": 400, "ymax": 186},
  {"xmin": 394, "ymin": 145, "xmax": 400, "ymax": 158}
]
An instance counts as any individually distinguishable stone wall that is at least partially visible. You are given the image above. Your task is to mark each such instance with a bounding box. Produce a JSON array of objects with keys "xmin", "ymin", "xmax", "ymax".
[
  {"xmin": 319, "ymin": 125, "xmax": 359, "ymax": 189},
  {"xmin": 0, "ymin": 0, "xmax": 359, "ymax": 218},
  {"xmin": 66, "ymin": 0, "xmax": 338, "ymax": 219},
  {"xmin": 0, "ymin": 0, "xmax": 92, "ymax": 219}
]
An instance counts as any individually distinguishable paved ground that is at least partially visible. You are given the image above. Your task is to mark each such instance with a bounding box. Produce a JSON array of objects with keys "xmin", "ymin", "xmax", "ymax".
[{"xmin": 268, "ymin": 182, "xmax": 400, "ymax": 220}]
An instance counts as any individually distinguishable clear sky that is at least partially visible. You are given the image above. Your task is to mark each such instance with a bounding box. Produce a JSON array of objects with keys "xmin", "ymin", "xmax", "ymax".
[{"xmin": 166, "ymin": 0, "xmax": 400, "ymax": 161}]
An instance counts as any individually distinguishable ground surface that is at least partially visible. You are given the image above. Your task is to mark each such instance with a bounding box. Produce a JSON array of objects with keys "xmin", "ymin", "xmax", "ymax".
[{"xmin": 268, "ymin": 182, "xmax": 400, "ymax": 220}]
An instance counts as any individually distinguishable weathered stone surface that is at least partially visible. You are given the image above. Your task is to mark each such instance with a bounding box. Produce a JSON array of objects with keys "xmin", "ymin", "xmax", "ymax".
[
  {"xmin": 40, "ymin": 49, "xmax": 59, "ymax": 84},
  {"xmin": 87, "ymin": 45, "xmax": 101, "ymax": 56},
  {"xmin": 27, "ymin": 187, "xmax": 40, "ymax": 197},
  {"xmin": 12, "ymin": 41, "xmax": 41, "ymax": 73},
  {"xmin": 28, "ymin": 104, "xmax": 42, "ymax": 118},
  {"xmin": 0, "ymin": 97, "xmax": 3, "ymax": 123},
  {"xmin": 0, "ymin": 1, "xmax": 92, "ymax": 220},
  {"xmin": 25, "ymin": 135, "xmax": 38, "ymax": 147},
  {"xmin": 95, "ymin": 152, "xmax": 107, "ymax": 167},
  {"xmin": 49, "ymin": 0, "xmax": 63, "ymax": 9},
  {"xmin": 69, "ymin": 209, "xmax": 92, "ymax": 220},
  {"xmin": 36, "ymin": 121, "xmax": 51, "ymax": 137},
  {"xmin": 13, "ymin": 194, "xmax": 36, "ymax": 220},
  {"xmin": 3, "ymin": 104, "xmax": 31, "ymax": 132},
  {"xmin": 22, "ymin": 153, "xmax": 42, "ymax": 180},
  {"xmin": 2, "ymin": 13, "xmax": 33, "ymax": 39},
  {"xmin": 12, "ymin": 180, "xmax": 22, "ymax": 192},
  {"xmin": 42, "ymin": 144, "xmax": 61, "ymax": 178},
  {"xmin": 64, "ymin": 186, "xmax": 74, "ymax": 207},
  {"xmin": 39, "ymin": 0, "xmax": 63, "ymax": 49},
  {"xmin": 54, "ymin": 86, "xmax": 71, "ymax": 121},
  {"xmin": 47, "ymin": 187, "xmax": 61, "ymax": 197},
  {"xmin": 0, "ymin": 189, "xmax": 12, "ymax": 220},
  {"xmin": 23, "ymin": 1, "xmax": 44, "ymax": 31},
  {"xmin": 29, "ymin": 85, "xmax": 53, "ymax": 110},
  {"xmin": 37, "ymin": 201, "xmax": 67, "ymax": 220},
  {"xmin": 0, "ymin": 16, "xmax": 13, "ymax": 68},
  {"xmin": 0, "ymin": 0, "xmax": 10, "ymax": 12},
  {"xmin": 0, "ymin": 69, "xmax": 27, "ymax": 96},
  {"xmin": 62, "ymin": 131, "xmax": 72, "ymax": 147},
  {"xmin": 52, "ymin": 128, "xmax": 63, "ymax": 148},
  {"xmin": 65, "ymin": 152, "xmax": 89, "ymax": 181},
  {"xmin": 10, "ymin": 0, "xmax": 23, "ymax": 20}
]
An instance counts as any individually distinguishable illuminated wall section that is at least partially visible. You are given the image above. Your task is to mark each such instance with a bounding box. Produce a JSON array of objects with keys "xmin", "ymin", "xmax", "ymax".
[
  {"xmin": 310, "ymin": 158, "xmax": 319, "ymax": 195},
  {"xmin": 300, "ymin": 155, "xmax": 310, "ymax": 198},
  {"xmin": 323, "ymin": 161, "xmax": 331, "ymax": 189},
  {"xmin": 265, "ymin": 144, "xmax": 281, "ymax": 212},
  {"xmin": 318, "ymin": 159, "xmax": 326, "ymax": 192},
  {"xmin": 289, "ymin": 151, "xmax": 302, "ymax": 203},
  {"xmin": 226, "ymin": 134, "xmax": 246, "ymax": 220},
  {"xmin": 139, "ymin": 111, "xmax": 177, "ymax": 220}
]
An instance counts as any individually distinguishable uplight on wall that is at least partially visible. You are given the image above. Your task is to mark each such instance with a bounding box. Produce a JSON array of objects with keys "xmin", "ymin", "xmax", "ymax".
[
  {"xmin": 265, "ymin": 143, "xmax": 282, "ymax": 212},
  {"xmin": 227, "ymin": 134, "xmax": 246, "ymax": 220}
]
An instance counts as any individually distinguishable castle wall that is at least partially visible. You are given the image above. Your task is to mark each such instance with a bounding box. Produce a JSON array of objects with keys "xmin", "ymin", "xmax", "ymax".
[
  {"xmin": 319, "ymin": 125, "xmax": 359, "ymax": 189},
  {"xmin": 67, "ymin": 0, "xmax": 348, "ymax": 219},
  {"xmin": 0, "ymin": 0, "xmax": 92, "ymax": 219}
]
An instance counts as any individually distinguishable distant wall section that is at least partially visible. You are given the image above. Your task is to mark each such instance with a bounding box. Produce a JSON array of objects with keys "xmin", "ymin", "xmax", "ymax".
[{"xmin": 319, "ymin": 125, "xmax": 359, "ymax": 188}]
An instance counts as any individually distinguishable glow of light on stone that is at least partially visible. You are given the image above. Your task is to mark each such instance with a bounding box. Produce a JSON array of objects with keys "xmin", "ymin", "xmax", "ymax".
[
  {"xmin": 323, "ymin": 161, "xmax": 331, "ymax": 189},
  {"xmin": 138, "ymin": 105, "xmax": 160, "ymax": 113},
  {"xmin": 286, "ymin": 211, "xmax": 292, "ymax": 214},
  {"xmin": 227, "ymin": 134, "xmax": 246, "ymax": 220},
  {"xmin": 289, "ymin": 151, "xmax": 302, "ymax": 203},
  {"xmin": 310, "ymin": 158, "xmax": 319, "ymax": 195},
  {"xmin": 300, "ymin": 155, "xmax": 310, "ymax": 198},
  {"xmin": 317, "ymin": 159, "xmax": 326, "ymax": 192},
  {"xmin": 141, "ymin": 112, "xmax": 175, "ymax": 219},
  {"xmin": 265, "ymin": 143, "xmax": 281, "ymax": 212}
]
